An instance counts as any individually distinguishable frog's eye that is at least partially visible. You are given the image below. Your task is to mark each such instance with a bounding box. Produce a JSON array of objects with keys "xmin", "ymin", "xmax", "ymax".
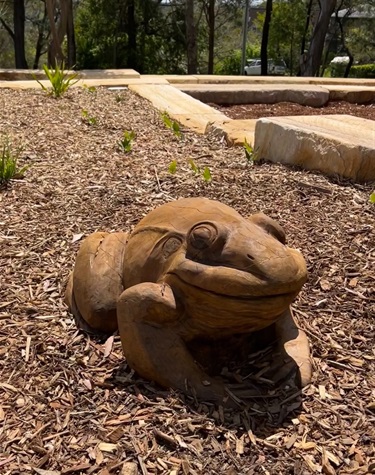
[
  {"xmin": 163, "ymin": 236, "xmax": 182, "ymax": 257},
  {"xmin": 249, "ymin": 213, "xmax": 286, "ymax": 245},
  {"xmin": 189, "ymin": 223, "xmax": 218, "ymax": 250}
]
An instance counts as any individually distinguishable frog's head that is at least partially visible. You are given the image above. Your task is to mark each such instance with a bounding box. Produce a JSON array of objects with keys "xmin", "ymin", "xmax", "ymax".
[{"xmin": 124, "ymin": 198, "xmax": 307, "ymax": 334}]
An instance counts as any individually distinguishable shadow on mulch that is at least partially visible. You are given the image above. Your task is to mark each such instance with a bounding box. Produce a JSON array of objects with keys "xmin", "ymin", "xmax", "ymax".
[{"xmin": 105, "ymin": 333, "xmax": 304, "ymax": 439}]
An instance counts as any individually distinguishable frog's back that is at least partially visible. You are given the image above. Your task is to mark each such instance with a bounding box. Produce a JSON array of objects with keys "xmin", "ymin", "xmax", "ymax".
[{"xmin": 134, "ymin": 197, "xmax": 243, "ymax": 234}]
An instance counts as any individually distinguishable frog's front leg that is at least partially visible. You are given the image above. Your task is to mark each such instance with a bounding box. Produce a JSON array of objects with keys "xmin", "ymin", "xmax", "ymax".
[
  {"xmin": 117, "ymin": 283, "xmax": 231, "ymax": 405},
  {"xmin": 275, "ymin": 308, "xmax": 312, "ymax": 387},
  {"xmin": 266, "ymin": 308, "xmax": 312, "ymax": 387}
]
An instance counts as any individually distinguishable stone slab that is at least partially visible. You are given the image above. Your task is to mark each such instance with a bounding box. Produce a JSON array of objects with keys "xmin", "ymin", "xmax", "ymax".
[
  {"xmin": 81, "ymin": 77, "xmax": 169, "ymax": 86},
  {"xmin": 0, "ymin": 77, "xmax": 168, "ymax": 90},
  {"xmin": 326, "ymin": 85, "xmax": 375, "ymax": 103},
  {"xmin": 129, "ymin": 84, "xmax": 227, "ymax": 134},
  {"xmin": 206, "ymin": 119, "xmax": 256, "ymax": 146},
  {"xmin": 81, "ymin": 69, "xmax": 140, "ymax": 78},
  {"xmin": 175, "ymin": 84, "xmax": 329, "ymax": 107},
  {"xmin": 190, "ymin": 75, "xmax": 375, "ymax": 87},
  {"xmin": 0, "ymin": 68, "xmax": 140, "ymax": 81},
  {"xmin": 254, "ymin": 114, "xmax": 375, "ymax": 182},
  {"xmin": 162, "ymin": 75, "xmax": 199, "ymax": 84}
]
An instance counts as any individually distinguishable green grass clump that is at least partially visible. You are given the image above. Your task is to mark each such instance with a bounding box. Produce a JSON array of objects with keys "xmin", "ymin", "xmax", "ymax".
[
  {"xmin": 0, "ymin": 137, "xmax": 28, "ymax": 185},
  {"xmin": 35, "ymin": 62, "xmax": 79, "ymax": 98},
  {"xmin": 370, "ymin": 191, "xmax": 375, "ymax": 204}
]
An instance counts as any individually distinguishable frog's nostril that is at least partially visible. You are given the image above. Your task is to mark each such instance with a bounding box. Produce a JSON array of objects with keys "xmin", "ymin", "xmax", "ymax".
[{"xmin": 247, "ymin": 253, "xmax": 255, "ymax": 261}]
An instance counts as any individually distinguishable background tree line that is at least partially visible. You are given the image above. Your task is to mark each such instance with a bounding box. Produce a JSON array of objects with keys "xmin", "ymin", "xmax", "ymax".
[{"xmin": 0, "ymin": 0, "xmax": 374, "ymax": 77}]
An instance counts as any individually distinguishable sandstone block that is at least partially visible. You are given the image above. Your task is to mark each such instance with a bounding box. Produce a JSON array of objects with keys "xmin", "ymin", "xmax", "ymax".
[
  {"xmin": 326, "ymin": 85, "xmax": 375, "ymax": 103},
  {"xmin": 176, "ymin": 84, "xmax": 329, "ymax": 107},
  {"xmin": 254, "ymin": 114, "xmax": 375, "ymax": 182},
  {"xmin": 206, "ymin": 119, "xmax": 256, "ymax": 146},
  {"xmin": 129, "ymin": 84, "xmax": 227, "ymax": 134},
  {"xmin": 0, "ymin": 68, "xmax": 140, "ymax": 81}
]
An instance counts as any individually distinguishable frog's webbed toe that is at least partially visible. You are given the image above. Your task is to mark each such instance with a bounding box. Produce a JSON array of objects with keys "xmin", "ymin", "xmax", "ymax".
[{"xmin": 117, "ymin": 282, "xmax": 233, "ymax": 406}]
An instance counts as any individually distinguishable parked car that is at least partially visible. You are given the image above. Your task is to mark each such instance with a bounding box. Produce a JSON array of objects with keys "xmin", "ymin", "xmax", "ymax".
[{"xmin": 244, "ymin": 58, "xmax": 287, "ymax": 76}]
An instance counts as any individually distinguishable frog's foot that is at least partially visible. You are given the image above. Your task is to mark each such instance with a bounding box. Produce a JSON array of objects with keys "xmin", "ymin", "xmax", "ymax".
[
  {"xmin": 269, "ymin": 308, "xmax": 312, "ymax": 387},
  {"xmin": 117, "ymin": 283, "xmax": 236, "ymax": 406},
  {"xmin": 65, "ymin": 231, "xmax": 128, "ymax": 334}
]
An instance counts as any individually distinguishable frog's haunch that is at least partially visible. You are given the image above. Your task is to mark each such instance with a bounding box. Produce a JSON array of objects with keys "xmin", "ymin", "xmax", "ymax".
[{"xmin": 65, "ymin": 198, "xmax": 311, "ymax": 405}]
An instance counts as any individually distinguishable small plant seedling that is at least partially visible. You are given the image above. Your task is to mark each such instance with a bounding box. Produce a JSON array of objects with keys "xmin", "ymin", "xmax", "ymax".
[
  {"xmin": 115, "ymin": 94, "xmax": 124, "ymax": 103},
  {"xmin": 161, "ymin": 112, "xmax": 182, "ymax": 138},
  {"xmin": 243, "ymin": 138, "xmax": 256, "ymax": 163},
  {"xmin": 0, "ymin": 136, "xmax": 28, "ymax": 185},
  {"xmin": 188, "ymin": 159, "xmax": 212, "ymax": 182},
  {"xmin": 35, "ymin": 62, "xmax": 79, "ymax": 98},
  {"xmin": 189, "ymin": 159, "xmax": 199, "ymax": 174},
  {"xmin": 168, "ymin": 160, "xmax": 177, "ymax": 174},
  {"xmin": 83, "ymin": 84, "xmax": 96, "ymax": 93},
  {"xmin": 81, "ymin": 110, "xmax": 98, "ymax": 126},
  {"xmin": 118, "ymin": 130, "xmax": 136, "ymax": 153},
  {"xmin": 370, "ymin": 191, "xmax": 375, "ymax": 204},
  {"xmin": 202, "ymin": 166, "xmax": 212, "ymax": 183}
]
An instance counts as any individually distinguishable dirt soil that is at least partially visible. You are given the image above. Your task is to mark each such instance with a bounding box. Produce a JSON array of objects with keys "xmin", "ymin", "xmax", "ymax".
[
  {"xmin": 213, "ymin": 101, "xmax": 375, "ymax": 121},
  {"xmin": 0, "ymin": 87, "xmax": 374, "ymax": 475}
]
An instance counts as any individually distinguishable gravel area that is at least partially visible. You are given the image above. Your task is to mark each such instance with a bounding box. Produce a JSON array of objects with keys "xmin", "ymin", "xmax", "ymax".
[{"xmin": 0, "ymin": 87, "xmax": 374, "ymax": 475}]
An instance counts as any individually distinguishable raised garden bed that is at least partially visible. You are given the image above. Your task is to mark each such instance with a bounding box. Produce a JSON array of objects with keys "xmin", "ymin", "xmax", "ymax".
[{"xmin": 0, "ymin": 87, "xmax": 374, "ymax": 474}]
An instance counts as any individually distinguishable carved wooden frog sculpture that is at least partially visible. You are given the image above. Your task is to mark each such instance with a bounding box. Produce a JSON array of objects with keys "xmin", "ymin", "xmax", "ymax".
[{"xmin": 65, "ymin": 198, "xmax": 311, "ymax": 404}]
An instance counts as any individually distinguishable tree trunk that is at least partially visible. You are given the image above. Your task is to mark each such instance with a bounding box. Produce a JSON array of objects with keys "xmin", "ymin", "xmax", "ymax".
[
  {"xmin": 186, "ymin": 0, "xmax": 198, "ymax": 74},
  {"xmin": 335, "ymin": 2, "xmax": 353, "ymax": 78},
  {"xmin": 300, "ymin": 0, "xmax": 337, "ymax": 77},
  {"xmin": 13, "ymin": 0, "xmax": 28, "ymax": 68},
  {"xmin": 33, "ymin": 4, "xmax": 48, "ymax": 69},
  {"xmin": 127, "ymin": 0, "xmax": 138, "ymax": 69},
  {"xmin": 207, "ymin": 0, "xmax": 215, "ymax": 74},
  {"xmin": 260, "ymin": 0, "xmax": 272, "ymax": 76},
  {"xmin": 66, "ymin": 0, "xmax": 76, "ymax": 68},
  {"xmin": 46, "ymin": 0, "xmax": 64, "ymax": 66},
  {"xmin": 300, "ymin": 0, "xmax": 313, "ymax": 58}
]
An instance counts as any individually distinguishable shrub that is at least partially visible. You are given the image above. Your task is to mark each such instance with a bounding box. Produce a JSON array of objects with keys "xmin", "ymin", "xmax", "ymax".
[
  {"xmin": 349, "ymin": 64, "xmax": 375, "ymax": 78},
  {"xmin": 214, "ymin": 46, "xmax": 261, "ymax": 76},
  {"xmin": 329, "ymin": 63, "xmax": 348, "ymax": 78}
]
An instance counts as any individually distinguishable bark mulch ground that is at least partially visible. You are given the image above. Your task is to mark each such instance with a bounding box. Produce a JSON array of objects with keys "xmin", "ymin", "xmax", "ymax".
[{"xmin": 0, "ymin": 87, "xmax": 374, "ymax": 475}]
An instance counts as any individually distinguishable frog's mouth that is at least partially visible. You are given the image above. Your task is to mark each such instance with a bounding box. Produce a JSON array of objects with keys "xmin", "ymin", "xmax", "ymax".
[
  {"xmin": 166, "ymin": 256, "xmax": 307, "ymax": 300},
  {"xmin": 164, "ymin": 268, "xmax": 302, "ymax": 333}
]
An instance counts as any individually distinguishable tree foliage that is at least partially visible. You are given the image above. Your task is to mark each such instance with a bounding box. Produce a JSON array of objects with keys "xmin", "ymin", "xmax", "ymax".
[
  {"xmin": 1, "ymin": 0, "xmax": 375, "ymax": 77},
  {"xmin": 75, "ymin": 0, "xmax": 188, "ymax": 73},
  {"xmin": 267, "ymin": 0, "xmax": 306, "ymax": 75}
]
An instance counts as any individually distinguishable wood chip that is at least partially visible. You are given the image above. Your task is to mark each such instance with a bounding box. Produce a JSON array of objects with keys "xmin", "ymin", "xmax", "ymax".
[{"xmin": 120, "ymin": 462, "xmax": 138, "ymax": 475}]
